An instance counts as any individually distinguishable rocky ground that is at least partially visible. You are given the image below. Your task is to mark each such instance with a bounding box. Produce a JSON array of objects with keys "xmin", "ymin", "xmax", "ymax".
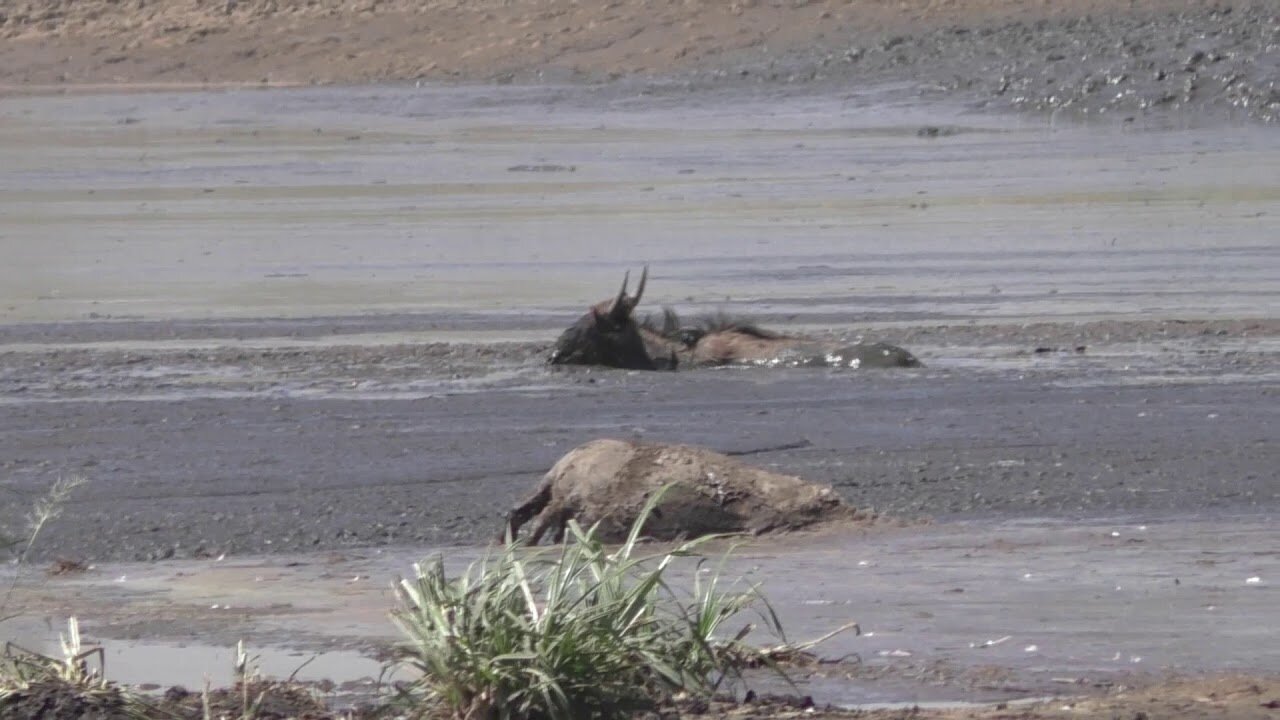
[{"xmin": 0, "ymin": 0, "xmax": 1277, "ymax": 123}]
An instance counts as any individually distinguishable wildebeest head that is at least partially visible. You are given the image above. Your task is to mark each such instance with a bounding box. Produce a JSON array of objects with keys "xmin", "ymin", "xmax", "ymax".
[{"xmin": 550, "ymin": 267, "xmax": 666, "ymax": 370}]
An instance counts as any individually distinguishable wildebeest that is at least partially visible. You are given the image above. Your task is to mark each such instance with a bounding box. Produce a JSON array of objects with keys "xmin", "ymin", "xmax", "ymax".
[
  {"xmin": 503, "ymin": 438, "xmax": 865, "ymax": 545},
  {"xmin": 546, "ymin": 266, "xmax": 675, "ymax": 370},
  {"xmin": 549, "ymin": 266, "xmax": 921, "ymax": 370}
]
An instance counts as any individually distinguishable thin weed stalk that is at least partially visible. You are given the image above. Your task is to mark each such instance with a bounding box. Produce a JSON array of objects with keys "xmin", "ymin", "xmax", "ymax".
[{"xmin": 0, "ymin": 475, "xmax": 88, "ymax": 624}]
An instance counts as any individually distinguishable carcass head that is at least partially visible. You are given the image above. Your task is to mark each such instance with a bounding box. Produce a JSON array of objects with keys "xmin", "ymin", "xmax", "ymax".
[{"xmin": 550, "ymin": 267, "xmax": 659, "ymax": 370}]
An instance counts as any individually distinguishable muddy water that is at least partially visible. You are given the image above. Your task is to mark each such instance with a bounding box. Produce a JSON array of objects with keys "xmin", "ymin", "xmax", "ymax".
[
  {"xmin": 4, "ymin": 518, "xmax": 1278, "ymax": 705},
  {"xmin": 1, "ymin": 84, "xmax": 1277, "ymax": 328}
]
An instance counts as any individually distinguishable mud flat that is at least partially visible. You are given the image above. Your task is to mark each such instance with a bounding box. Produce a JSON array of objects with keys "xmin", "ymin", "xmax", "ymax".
[
  {"xmin": 0, "ymin": 81, "xmax": 1277, "ymax": 562},
  {"xmin": 0, "ymin": 14, "xmax": 1278, "ymax": 710},
  {"xmin": 1, "ymin": 85, "xmax": 1277, "ymax": 327}
]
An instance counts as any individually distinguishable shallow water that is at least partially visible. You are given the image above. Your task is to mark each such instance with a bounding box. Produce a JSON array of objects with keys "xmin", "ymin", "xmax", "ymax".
[
  {"xmin": 0, "ymin": 84, "xmax": 1276, "ymax": 328},
  {"xmin": 4, "ymin": 517, "xmax": 1277, "ymax": 704},
  {"xmin": 1, "ymin": 614, "xmax": 388, "ymax": 693}
]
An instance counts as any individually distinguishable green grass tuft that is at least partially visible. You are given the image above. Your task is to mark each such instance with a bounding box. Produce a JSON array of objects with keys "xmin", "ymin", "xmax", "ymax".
[{"xmin": 389, "ymin": 487, "xmax": 791, "ymax": 720}]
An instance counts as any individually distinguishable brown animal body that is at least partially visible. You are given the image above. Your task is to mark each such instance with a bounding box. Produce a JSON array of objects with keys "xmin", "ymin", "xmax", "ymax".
[
  {"xmin": 549, "ymin": 266, "xmax": 921, "ymax": 370},
  {"xmin": 503, "ymin": 438, "xmax": 862, "ymax": 545}
]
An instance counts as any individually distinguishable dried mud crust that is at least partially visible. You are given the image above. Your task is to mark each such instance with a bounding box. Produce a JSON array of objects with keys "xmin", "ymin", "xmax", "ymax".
[{"xmin": 0, "ymin": 0, "xmax": 1276, "ymax": 123}]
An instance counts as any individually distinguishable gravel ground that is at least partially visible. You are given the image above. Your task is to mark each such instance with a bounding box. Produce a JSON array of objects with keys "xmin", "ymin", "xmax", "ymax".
[
  {"xmin": 676, "ymin": 1, "xmax": 1280, "ymax": 124},
  {"xmin": 1, "ymin": 0, "xmax": 1276, "ymax": 124}
]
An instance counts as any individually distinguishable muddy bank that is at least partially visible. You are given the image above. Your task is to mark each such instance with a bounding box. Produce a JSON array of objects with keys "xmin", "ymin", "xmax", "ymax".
[
  {"xmin": 6, "ymin": 675, "xmax": 1280, "ymax": 720},
  {"xmin": 4, "ymin": 518, "xmax": 1279, "ymax": 709},
  {"xmin": 1, "ymin": 0, "xmax": 1276, "ymax": 124}
]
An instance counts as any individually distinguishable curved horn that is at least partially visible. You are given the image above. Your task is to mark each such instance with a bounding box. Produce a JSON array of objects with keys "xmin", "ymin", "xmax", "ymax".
[
  {"xmin": 632, "ymin": 265, "xmax": 648, "ymax": 307},
  {"xmin": 608, "ymin": 270, "xmax": 631, "ymax": 317}
]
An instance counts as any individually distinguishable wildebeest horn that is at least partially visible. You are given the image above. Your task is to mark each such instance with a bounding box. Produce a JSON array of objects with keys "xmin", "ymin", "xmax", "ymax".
[
  {"xmin": 633, "ymin": 265, "xmax": 648, "ymax": 307},
  {"xmin": 606, "ymin": 265, "xmax": 649, "ymax": 319},
  {"xmin": 608, "ymin": 270, "xmax": 631, "ymax": 318}
]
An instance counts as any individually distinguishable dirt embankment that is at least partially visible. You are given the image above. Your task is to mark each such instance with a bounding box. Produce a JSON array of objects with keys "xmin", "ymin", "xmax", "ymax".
[{"xmin": 1, "ymin": 0, "xmax": 1276, "ymax": 122}]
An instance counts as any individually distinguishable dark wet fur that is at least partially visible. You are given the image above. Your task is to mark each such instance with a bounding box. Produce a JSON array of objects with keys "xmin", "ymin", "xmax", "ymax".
[
  {"xmin": 639, "ymin": 307, "xmax": 685, "ymax": 339},
  {"xmin": 550, "ymin": 308, "xmax": 658, "ymax": 370},
  {"xmin": 640, "ymin": 308, "xmax": 781, "ymax": 347}
]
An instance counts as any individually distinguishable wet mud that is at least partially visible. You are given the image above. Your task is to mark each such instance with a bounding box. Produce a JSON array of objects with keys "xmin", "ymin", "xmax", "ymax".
[
  {"xmin": 0, "ymin": 315, "xmax": 1276, "ymax": 563},
  {"xmin": 3, "ymin": 85, "xmax": 1277, "ymax": 326},
  {"xmin": 1, "ymin": 83, "xmax": 1274, "ymax": 564},
  {"xmin": 6, "ymin": 674, "xmax": 1280, "ymax": 720},
  {"xmin": 3, "ymin": 518, "xmax": 1278, "ymax": 709}
]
